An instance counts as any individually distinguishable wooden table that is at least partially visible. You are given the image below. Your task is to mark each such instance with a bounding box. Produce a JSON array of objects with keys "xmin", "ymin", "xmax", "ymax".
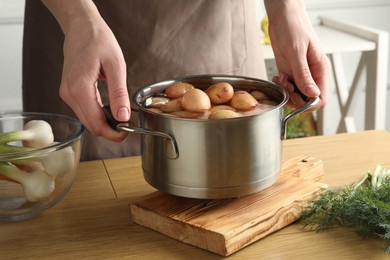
[{"xmin": 1, "ymin": 130, "xmax": 390, "ymax": 259}]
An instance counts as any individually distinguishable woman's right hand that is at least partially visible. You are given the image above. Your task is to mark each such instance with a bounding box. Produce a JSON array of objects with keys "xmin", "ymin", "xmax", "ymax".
[{"xmin": 42, "ymin": 0, "xmax": 130, "ymax": 141}]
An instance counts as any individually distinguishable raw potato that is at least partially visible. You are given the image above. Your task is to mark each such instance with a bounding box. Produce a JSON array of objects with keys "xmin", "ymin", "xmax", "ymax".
[
  {"xmin": 205, "ymin": 82, "xmax": 234, "ymax": 104},
  {"xmin": 160, "ymin": 98, "xmax": 183, "ymax": 113},
  {"xmin": 147, "ymin": 107, "xmax": 163, "ymax": 114},
  {"xmin": 170, "ymin": 110, "xmax": 202, "ymax": 119},
  {"xmin": 230, "ymin": 91, "xmax": 260, "ymax": 110},
  {"xmin": 240, "ymin": 105, "xmax": 274, "ymax": 116},
  {"xmin": 165, "ymin": 82, "xmax": 194, "ymax": 99},
  {"xmin": 210, "ymin": 105, "xmax": 236, "ymax": 112},
  {"xmin": 209, "ymin": 110, "xmax": 240, "ymax": 119},
  {"xmin": 196, "ymin": 110, "xmax": 211, "ymax": 119},
  {"xmin": 250, "ymin": 91, "xmax": 270, "ymax": 101},
  {"xmin": 260, "ymin": 100, "xmax": 279, "ymax": 106},
  {"xmin": 181, "ymin": 89, "xmax": 211, "ymax": 112},
  {"xmin": 145, "ymin": 82, "xmax": 277, "ymax": 119},
  {"xmin": 148, "ymin": 97, "xmax": 170, "ymax": 108}
]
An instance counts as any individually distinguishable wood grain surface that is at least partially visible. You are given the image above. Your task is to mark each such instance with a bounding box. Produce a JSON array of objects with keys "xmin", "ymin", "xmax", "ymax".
[
  {"xmin": 130, "ymin": 156, "xmax": 326, "ymax": 256},
  {"xmin": 0, "ymin": 130, "xmax": 389, "ymax": 259}
]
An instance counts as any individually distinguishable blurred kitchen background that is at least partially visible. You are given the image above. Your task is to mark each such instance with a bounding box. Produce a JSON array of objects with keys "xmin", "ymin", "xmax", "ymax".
[{"xmin": 1, "ymin": 0, "xmax": 389, "ymax": 136}]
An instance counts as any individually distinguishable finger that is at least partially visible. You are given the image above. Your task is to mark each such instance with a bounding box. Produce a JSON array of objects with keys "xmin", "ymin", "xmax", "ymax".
[
  {"xmin": 311, "ymin": 55, "xmax": 330, "ymax": 108},
  {"xmin": 274, "ymin": 73, "xmax": 300, "ymax": 107},
  {"xmin": 60, "ymin": 82, "xmax": 128, "ymax": 142},
  {"xmin": 282, "ymin": 79, "xmax": 302, "ymax": 107},
  {"xmin": 98, "ymin": 68, "xmax": 106, "ymax": 81},
  {"xmin": 102, "ymin": 54, "xmax": 131, "ymax": 123},
  {"xmin": 289, "ymin": 53, "xmax": 321, "ymax": 98},
  {"xmin": 273, "ymin": 72, "xmax": 293, "ymax": 93}
]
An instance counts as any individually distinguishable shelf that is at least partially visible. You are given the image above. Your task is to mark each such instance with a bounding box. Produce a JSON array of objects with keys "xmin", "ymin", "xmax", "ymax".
[{"xmin": 261, "ymin": 20, "xmax": 376, "ymax": 60}]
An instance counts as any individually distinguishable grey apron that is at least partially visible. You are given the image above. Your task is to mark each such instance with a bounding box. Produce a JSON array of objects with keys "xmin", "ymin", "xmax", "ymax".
[{"xmin": 22, "ymin": 0, "xmax": 266, "ymax": 161}]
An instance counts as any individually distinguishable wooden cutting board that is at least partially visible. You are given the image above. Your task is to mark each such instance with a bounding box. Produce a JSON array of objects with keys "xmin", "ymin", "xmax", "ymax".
[{"xmin": 130, "ymin": 156, "xmax": 326, "ymax": 256}]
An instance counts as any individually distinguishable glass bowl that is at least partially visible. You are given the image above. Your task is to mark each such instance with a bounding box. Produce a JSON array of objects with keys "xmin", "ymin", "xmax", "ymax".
[{"xmin": 0, "ymin": 112, "xmax": 85, "ymax": 222}]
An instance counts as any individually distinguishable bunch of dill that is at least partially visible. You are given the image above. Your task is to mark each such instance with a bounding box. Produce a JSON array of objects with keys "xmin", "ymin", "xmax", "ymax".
[{"xmin": 300, "ymin": 165, "xmax": 390, "ymax": 254}]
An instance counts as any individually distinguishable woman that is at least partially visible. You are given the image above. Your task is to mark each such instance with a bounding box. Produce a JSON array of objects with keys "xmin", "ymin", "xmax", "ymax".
[{"xmin": 22, "ymin": 0, "xmax": 329, "ymax": 160}]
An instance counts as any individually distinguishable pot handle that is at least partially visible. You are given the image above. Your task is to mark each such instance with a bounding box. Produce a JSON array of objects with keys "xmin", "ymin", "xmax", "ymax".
[
  {"xmin": 102, "ymin": 106, "xmax": 179, "ymax": 159},
  {"xmin": 281, "ymin": 86, "xmax": 320, "ymax": 140}
]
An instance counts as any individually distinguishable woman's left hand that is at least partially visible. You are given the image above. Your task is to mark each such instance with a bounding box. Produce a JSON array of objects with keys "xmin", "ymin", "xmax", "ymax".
[{"xmin": 264, "ymin": 0, "xmax": 331, "ymax": 109}]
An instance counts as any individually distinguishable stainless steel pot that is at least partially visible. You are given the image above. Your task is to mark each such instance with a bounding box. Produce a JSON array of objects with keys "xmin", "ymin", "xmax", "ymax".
[{"xmin": 108, "ymin": 75, "xmax": 319, "ymax": 199}]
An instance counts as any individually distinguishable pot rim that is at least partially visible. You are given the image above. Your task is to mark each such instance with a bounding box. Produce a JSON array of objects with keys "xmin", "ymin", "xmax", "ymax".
[{"xmin": 132, "ymin": 74, "xmax": 289, "ymax": 121}]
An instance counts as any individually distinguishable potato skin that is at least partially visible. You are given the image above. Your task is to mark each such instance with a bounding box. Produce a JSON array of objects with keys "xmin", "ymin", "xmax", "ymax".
[
  {"xmin": 181, "ymin": 88, "xmax": 211, "ymax": 112},
  {"xmin": 148, "ymin": 82, "xmax": 278, "ymax": 119},
  {"xmin": 205, "ymin": 82, "xmax": 234, "ymax": 104},
  {"xmin": 230, "ymin": 91, "xmax": 260, "ymax": 110},
  {"xmin": 170, "ymin": 110, "xmax": 202, "ymax": 119},
  {"xmin": 210, "ymin": 105, "xmax": 237, "ymax": 112},
  {"xmin": 165, "ymin": 82, "xmax": 194, "ymax": 99},
  {"xmin": 160, "ymin": 98, "xmax": 183, "ymax": 113},
  {"xmin": 149, "ymin": 97, "xmax": 170, "ymax": 108},
  {"xmin": 260, "ymin": 100, "xmax": 279, "ymax": 106},
  {"xmin": 250, "ymin": 91, "xmax": 270, "ymax": 101},
  {"xmin": 209, "ymin": 110, "xmax": 240, "ymax": 119},
  {"xmin": 146, "ymin": 107, "xmax": 163, "ymax": 114}
]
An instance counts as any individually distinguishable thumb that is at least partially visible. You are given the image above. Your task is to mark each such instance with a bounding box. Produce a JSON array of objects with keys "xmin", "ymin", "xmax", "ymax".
[
  {"xmin": 290, "ymin": 56, "xmax": 321, "ymax": 98},
  {"xmin": 103, "ymin": 59, "xmax": 131, "ymax": 122}
]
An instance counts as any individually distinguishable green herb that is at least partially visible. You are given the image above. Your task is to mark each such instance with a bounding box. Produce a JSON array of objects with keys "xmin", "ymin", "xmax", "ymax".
[
  {"xmin": 283, "ymin": 107, "xmax": 317, "ymax": 139},
  {"xmin": 300, "ymin": 165, "xmax": 390, "ymax": 254}
]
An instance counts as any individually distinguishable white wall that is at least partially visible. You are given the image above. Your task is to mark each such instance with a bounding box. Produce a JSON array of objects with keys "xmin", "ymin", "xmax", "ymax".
[
  {"xmin": 306, "ymin": 2, "xmax": 390, "ymax": 133},
  {"xmin": 306, "ymin": 1, "xmax": 390, "ymax": 84},
  {"xmin": 257, "ymin": 0, "xmax": 390, "ymax": 82},
  {"xmin": 257, "ymin": 0, "xmax": 390, "ymax": 133},
  {"xmin": 0, "ymin": 0, "xmax": 24, "ymax": 112}
]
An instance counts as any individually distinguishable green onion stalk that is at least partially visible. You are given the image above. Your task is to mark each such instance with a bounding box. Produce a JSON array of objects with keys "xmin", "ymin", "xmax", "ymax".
[{"xmin": 0, "ymin": 120, "xmax": 74, "ymax": 202}]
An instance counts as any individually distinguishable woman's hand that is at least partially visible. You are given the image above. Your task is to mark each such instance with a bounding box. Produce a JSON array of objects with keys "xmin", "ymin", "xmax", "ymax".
[
  {"xmin": 42, "ymin": 0, "xmax": 130, "ymax": 141},
  {"xmin": 264, "ymin": 0, "xmax": 330, "ymax": 109}
]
